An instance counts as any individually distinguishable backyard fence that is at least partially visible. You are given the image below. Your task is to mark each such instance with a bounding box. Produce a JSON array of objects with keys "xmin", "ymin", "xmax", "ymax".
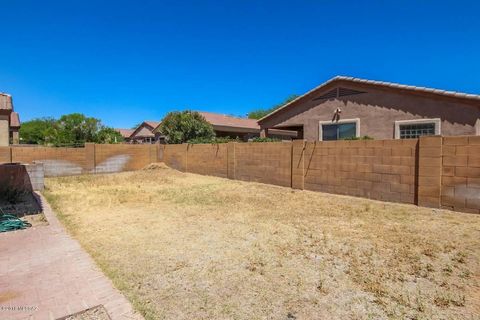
[
  {"xmin": 0, "ymin": 136, "xmax": 479, "ymax": 214},
  {"xmin": 160, "ymin": 136, "xmax": 480, "ymax": 215},
  {"xmin": 0, "ymin": 144, "xmax": 159, "ymax": 176}
]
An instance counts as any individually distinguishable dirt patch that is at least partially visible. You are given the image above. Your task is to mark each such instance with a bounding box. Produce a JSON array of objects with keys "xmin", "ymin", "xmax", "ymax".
[
  {"xmin": 44, "ymin": 167, "xmax": 480, "ymax": 320},
  {"xmin": 142, "ymin": 162, "xmax": 170, "ymax": 170},
  {"xmin": 22, "ymin": 213, "xmax": 48, "ymax": 227}
]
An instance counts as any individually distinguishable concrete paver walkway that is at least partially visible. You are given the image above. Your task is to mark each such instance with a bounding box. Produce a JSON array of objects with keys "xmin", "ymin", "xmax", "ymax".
[{"xmin": 0, "ymin": 193, "xmax": 143, "ymax": 320}]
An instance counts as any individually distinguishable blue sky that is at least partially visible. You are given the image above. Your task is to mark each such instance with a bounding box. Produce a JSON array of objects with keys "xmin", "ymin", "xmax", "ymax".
[{"xmin": 1, "ymin": 1, "xmax": 479, "ymax": 128}]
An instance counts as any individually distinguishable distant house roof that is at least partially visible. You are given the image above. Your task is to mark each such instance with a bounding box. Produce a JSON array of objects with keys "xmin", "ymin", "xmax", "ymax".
[
  {"xmin": 130, "ymin": 121, "xmax": 160, "ymax": 139},
  {"xmin": 259, "ymin": 76, "xmax": 480, "ymax": 123},
  {"xmin": 116, "ymin": 128, "xmax": 134, "ymax": 138},
  {"xmin": 198, "ymin": 112, "xmax": 259, "ymax": 130},
  {"xmin": 132, "ymin": 126, "xmax": 155, "ymax": 138},
  {"xmin": 10, "ymin": 112, "xmax": 20, "ymax": 128},
  {"xmin": 0, "ymin": 93, "xmax": 13, "ymax": 111},
  {"xmin": 144, "ymin": 121, "xmax": 160, "ymax": 129}
]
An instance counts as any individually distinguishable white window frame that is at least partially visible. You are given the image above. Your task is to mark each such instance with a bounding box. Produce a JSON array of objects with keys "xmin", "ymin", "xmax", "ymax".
[
  {"xmin": 394, "ymin": 118, "xmax": 441, "ymax": 139},
  {"xmin": 318, "ymin": 118, "xmax": 360, "ymax": 141}
]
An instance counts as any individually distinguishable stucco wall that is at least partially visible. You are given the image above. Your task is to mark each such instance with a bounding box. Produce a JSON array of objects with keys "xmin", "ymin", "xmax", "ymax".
[{"xmin": 260, "ymin": 82, "xmax": 480, "ymax": 141}]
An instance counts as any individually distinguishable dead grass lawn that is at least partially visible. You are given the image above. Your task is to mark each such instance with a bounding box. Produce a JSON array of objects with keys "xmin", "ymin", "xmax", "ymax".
[{"xmin": 44, "ymin": 165, "xmax": 480, "ymax": 320}]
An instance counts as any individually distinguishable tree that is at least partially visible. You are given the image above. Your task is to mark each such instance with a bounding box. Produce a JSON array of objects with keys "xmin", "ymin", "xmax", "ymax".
[
  {"xmin": 53, "ymin": 113, "xmax": 101, "ymax": 145},
  {"xmin": 19, "ymin": 113, "xmax": 122, "ymax": 146},
  {"xmin": 158, "ymin": 111, "xmax": 215, "ymax": 144},
  {"xmin": 96, "ymin": 127, "xmax": 124, "ymax": 144},
  {"xmin": 19, "ymin": 118, "xmax": 57, "ymax": 144},
  {"xmin": 247, "ymin": 94, "xmax": 300, "ymax": 119}
]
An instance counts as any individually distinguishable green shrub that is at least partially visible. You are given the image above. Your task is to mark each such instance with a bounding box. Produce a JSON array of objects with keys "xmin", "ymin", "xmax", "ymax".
[
  {"xmin": 341, "ymin": 136, "xmax": 374, "ymax": 141},
  {"xmin": 188, "ymin": 137, "xmax": 239, "ymax": 144},
  {"xmin": 158, "ymin": 111, "xmax": 215, "ymax": 144},
  {"xmin": 250, "ymin": 137, "xmax": 281, "ymax": 142}
]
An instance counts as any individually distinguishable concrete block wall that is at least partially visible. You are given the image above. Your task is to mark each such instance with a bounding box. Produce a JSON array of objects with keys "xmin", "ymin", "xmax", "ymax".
[
  {"xmin": 186, "ymin": 144, "xmax": 228, "ymax": 178},
  {"xmin": 227, "ymin": 142, "xmax": 236, "ymax": 179},
  {"xmin": 417, "ymin": 136, "xmax": 442, "ymax": 207},
  {"xmin": 302, "ymin": 139, "xmax": 418, "ymax": 204},
  {"xmin": 160, "ymin": 136, "xmax": 479, "ymax": 215},
  {"xmin": 0, "ymin": 144, "xmax": 158, "ymax": 177},
  {"xmin": 0, "ymin": 163, "xmax": 44, "ymax": 192},
  {"xmin": 27, "ymin": 163, "xmax": 45, "ymax": 191},
  {"xmin": 11, "ymin": 146, "xmax": 87, "ymax": 176},
  {"xmin": 0, "ymin": 146, "xmax": 11, "ymax": 162},
  {"xmin": 441, "ymin": 136, "xmax": 480, "ymax": 213},
  {"xmin": 163, "ymin": 144, "xmax": 188, "ymax": 171},
  {"xmin": 1, "ymin": 137, "xmax": 478, "ymax": 214},
  {"xmin": 291, "ymin": 140, "xmax": 305, "ymax": 189},
  {"xmin": 94, "ymin": 144, "xmax": 157, "ymax": 173},
  {"xmin": 234, "ymin": 142, "xmax": 292, "ymax": 187}
]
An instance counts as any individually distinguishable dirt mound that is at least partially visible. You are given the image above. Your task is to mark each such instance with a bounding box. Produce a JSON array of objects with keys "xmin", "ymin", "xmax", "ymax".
[{"xmin": 143, "ymin": 162, "xmax": 170, "ymax": 170}]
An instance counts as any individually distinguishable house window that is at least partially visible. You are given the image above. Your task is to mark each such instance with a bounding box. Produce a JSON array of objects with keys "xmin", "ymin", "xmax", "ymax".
[
  {"xmin": 394, "ymin": 118, "xmax": 441, "ymax": 139},
  {"xmin": 319, "ymin": 119, "xmax": 360, "ymax": 141}
]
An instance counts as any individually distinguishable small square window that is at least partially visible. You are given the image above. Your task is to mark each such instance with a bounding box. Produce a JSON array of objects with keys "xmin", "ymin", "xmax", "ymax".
[
  {"xmin": 399, "ymin": 123, "xmax": 435, "ymax": 139},
  {"xmin": 395, "ymin": 118, "xmax": 441, "ymax": 139}
]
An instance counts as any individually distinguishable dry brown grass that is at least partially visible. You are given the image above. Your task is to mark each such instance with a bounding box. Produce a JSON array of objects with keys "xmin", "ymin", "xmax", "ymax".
[{"xmin": 44, "ymin": 166, "xmax": 480, "ymax": 320}]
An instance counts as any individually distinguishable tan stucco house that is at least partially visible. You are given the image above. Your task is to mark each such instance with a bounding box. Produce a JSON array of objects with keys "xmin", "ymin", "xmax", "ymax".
[
  {"xmin": 129, "ymin": 121, "xmax": 162, "ymax": 143},
  {"xmin": 258, "ymin": 76, "xmax": 480, "ymax": 141},
  {"xmin": 0, "ymin": 93, "xmax": 14, "ymax": 146},
  {"xmin": 9, "ymin": 112, "xmax": 21, "ymax": 144}
]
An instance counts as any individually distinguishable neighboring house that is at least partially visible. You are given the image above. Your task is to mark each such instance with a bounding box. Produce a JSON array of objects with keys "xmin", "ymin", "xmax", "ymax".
[
  {"xmin": 258, "ymin": 76, "xmax": 480, "ymax": 141},
  {"xmin": 9, "ymin": 112, "xmax": 21, "ymax": 144},
  {"xmin": 152, "ymin": 111, "xmax": 297, "ymax": 142},
  {"xmin": 130, "ymin": 121, "xmax": 162, "ymax": 143},
  {"xmin": 115, "ymin": 128, "xmax": 135, "ymax": 143},
  {"xmin": 0, "ymin": 93, "xmax": 13, "ymax": 146},
  {"xmin": 198, "ymin": 111, "xmax": 261, "ymax": 141}
]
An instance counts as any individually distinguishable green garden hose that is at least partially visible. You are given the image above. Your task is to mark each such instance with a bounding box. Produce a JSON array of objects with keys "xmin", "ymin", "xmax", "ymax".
[{"xmin": 0, "ymin": 214, "xmax": 32, "ymax": 232}]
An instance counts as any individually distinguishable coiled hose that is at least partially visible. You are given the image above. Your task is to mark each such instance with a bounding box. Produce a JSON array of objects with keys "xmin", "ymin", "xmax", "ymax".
[{"xmin": 0, "ymin": 214, "xmax": 32, "ymax": 232}]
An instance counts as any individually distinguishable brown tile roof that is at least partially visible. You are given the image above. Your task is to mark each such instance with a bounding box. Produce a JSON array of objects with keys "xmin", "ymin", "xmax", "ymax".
[
  {"xmin": 259, "ymin": 76, "xmax": 480, "ymax": 122},
  {"xmin": 0, "ymin": 93, "xmax": 13, "ymax": 111},
  {"xmin": 116, "ymin": 128, "xmax": 134, "ymax": 138},
  {"xmin": 198, "ymin": 112, "xmax": 260, "ymax": 130},
  {"xmin": 144, "ymin": 121, "xmax": 160, "ymax": 129},
  {"xmin": 10, "ymin": 112, "xmax": 20, "ymax": 127}
]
